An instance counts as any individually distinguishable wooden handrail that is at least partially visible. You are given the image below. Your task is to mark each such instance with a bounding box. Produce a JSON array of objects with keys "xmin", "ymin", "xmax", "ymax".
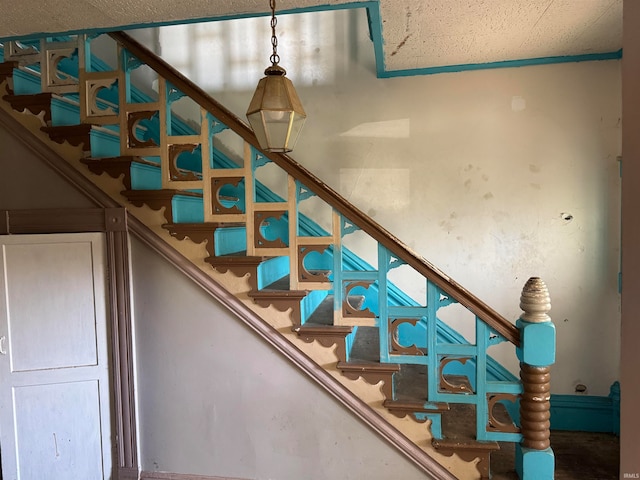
[{"xmin": 109, "ymin": 31, "xmax": 520, "ymax": 346}]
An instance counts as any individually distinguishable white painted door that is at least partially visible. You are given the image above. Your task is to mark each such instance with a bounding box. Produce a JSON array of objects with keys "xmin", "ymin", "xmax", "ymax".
[{"xmin": 0, "ymin": 233, "xmax": 112, "ymax": 480}]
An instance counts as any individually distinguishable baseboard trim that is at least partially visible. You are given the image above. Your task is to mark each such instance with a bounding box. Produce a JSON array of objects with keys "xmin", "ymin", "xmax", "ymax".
[
  {"xmin": 119, "ymin": 466, "xmax": 141, "ymax": 480},
  {"xmin": 550, "ymin": 382, "xmax": 620, "ymax": 433},
  {"xmin": 140, "ymin": 472, "xmax": 250, "ymax": 480}
]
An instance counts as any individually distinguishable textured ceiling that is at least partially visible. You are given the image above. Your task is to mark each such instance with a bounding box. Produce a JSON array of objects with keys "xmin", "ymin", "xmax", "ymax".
[{"xmin": 0, "ymin": 0, "xmax": 622, "ymax": 73}]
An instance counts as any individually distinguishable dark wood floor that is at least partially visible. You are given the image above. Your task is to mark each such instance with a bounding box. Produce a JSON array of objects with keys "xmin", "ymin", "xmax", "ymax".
[{"xmin": 491, "ymin": 430, "xmax": 620, "ymax": 479}]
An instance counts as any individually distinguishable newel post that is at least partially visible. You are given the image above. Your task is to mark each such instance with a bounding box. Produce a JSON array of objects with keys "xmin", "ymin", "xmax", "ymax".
[{"xmin": 515, "ymin": 277, "xmax": 556, "ymax": 480}]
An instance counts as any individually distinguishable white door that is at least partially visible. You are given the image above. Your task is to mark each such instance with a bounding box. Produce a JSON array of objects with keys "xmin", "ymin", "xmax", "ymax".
[{"xmin": 0, "ymin": 233, "xmax": 112, "ymax": 480}]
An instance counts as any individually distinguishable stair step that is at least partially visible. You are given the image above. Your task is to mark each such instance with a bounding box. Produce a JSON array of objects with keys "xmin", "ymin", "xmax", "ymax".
[
  {"xmin": 294, "ymin": 324, "xmax": 353, "ymax": 362},
  {"xmin": 82, "ymin": 155, "xmax": 207, "ymax": 193},
  {"xmin": 207, "ymin": 253, "xmax": 289, "ymax": 293},
  {"xmin": 3, "ymin": 92, "xmax": 89, "ymax": 128},
  {"xmin": 82, "ymin": 156, "xmax": 156, "ymax": 190},
  {"xmin": 383, "ymin": 399, "xmax": 449, "ymax": 417},
  {"xmin": 3, "ymin": 92, "xmax": 53, "ymax": 123},
  {"xmin": 41, "ymin": 124, "xmax": 120, "ymax": 157},
  {"xmin": 248, "ymin": 275, "xmax": 309, "ymax": 326},
  {"xmin": 163, "ymin": 222, "xmax": 245, "ymax": 258},
  {"xmin": 336, "ymin": 360, "xmax": 400, "ymax": 400},
  {"xmin": 122, "ymin": 189, "xmax": 202, "ymax": 224}
]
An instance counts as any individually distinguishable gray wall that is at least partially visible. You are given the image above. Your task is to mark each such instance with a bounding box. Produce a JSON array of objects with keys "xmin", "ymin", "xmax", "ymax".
[{"xmin": 0, "ymin": 118, "xmax": 430, "ymax": 479}]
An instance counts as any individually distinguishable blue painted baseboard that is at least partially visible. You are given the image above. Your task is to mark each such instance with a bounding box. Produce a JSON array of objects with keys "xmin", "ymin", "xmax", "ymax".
[{"xmin": 550, "ymin": 382, "xmax": 620, "ymax": 434}]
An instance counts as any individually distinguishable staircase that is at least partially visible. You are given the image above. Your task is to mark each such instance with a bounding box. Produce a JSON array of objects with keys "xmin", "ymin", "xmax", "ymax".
[{"xmin": 0, "ymin": 33, "xmax": 556, "ymax": 480}]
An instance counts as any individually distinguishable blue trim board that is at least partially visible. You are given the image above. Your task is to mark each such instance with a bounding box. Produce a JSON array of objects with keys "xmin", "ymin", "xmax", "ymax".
[
  {"xmin": 549, "ymin": 382, "xmax": 620, "ymax": 434},
  {"xmin": 378, "ymin": 49, "xmax": 623, "ymax": 79},
  {"xmin": 0, "ymin": 2, "xmax": 622, "ymax": 79}
]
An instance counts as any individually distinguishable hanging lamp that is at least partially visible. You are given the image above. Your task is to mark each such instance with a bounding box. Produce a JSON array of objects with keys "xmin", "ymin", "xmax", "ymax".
[{"xmin": 246, "ymin": 0, "xmax": 307, "ymax": 153}]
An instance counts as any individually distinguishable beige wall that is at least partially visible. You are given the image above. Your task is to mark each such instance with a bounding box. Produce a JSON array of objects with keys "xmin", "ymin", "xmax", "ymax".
[
  {"xmin": 157, "ymin": 8, "xmax": 622, "ymax": 396},
  {"xmin": 0, "ymin": 120, "xmax": 429, "ymax": 479},
  {"xmin": 621, "ymin": 0, "xmax": 640, "ymax": 476},
  {"xmin": 0, "ymin": 126, "xmax": 94, "ymax": 209}
]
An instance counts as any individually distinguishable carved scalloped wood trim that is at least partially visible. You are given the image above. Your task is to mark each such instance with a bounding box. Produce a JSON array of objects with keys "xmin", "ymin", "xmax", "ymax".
[
  {"xmin": 1, "ymin": 91, "xmax": 457, "ymax": 480},
  {"xmin": 383, "ymin": 399, "xmax": 449, "ymax": 423},
  {"xmin": 121, "ymin": 189, "xmax": 202, "ymax": 224},
  {"xmin": 205, "ymin": 254, "xmax": 271, "ymax": 291},
  {"xmin": 163, "ymin": 222, "xmax": 246, "ymax": 258},
  {"xmin": 432, "ymin": 440, "xmax": 499, "ymax": 480},
  {"xmin": 81, "ymin": 156, "xmax": 159, "ymax": 190},
  {"xmin": 248, "ymin": 288, "xmax": 307, "ymax": 325},
  {"xmin": 337, "ymin": 361, "xmax": 400, "ymax": 400},
  {"xmin": 41, "ymin": 123, "xmax": 93, "ymax": 150},
  {"xmin": 3, "ymin": 92, "xmax": 53, "ymax": 125},
  {"xmin": 293, "ymin": 324, "xmax": 353, "ymax": 362}
]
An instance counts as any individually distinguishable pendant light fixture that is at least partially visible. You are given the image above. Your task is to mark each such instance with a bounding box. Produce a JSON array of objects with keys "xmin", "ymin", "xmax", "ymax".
[{"xmin": 246, "ymin": 0, "xmax": 307, "ymax": 153}]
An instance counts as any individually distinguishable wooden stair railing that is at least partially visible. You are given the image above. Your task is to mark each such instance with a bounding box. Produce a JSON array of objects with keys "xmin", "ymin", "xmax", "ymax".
[
  {"xmin": 1, "ymin": 32, "xmax": 558, "ymax": 480},
  {"xmin": 107, "ymin": 31, "xmax": 519, "ymax": 347}
]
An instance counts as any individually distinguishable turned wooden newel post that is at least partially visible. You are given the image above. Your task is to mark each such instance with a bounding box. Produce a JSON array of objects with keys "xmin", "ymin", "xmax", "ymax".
[{"xmin": 515, "ymin": 277, "xmax": 556, "ymax": 480}]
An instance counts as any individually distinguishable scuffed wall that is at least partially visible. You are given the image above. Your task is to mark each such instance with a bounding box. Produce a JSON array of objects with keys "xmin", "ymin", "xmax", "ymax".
[{"xmin": 153, "ymin": 7, "xmax": 622, "ymax": 396}]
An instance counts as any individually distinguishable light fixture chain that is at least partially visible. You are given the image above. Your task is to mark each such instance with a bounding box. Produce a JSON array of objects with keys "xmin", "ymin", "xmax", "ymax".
[{"xmin": 269, "ymin": 0, "xmax": 280, "ymax": 66}]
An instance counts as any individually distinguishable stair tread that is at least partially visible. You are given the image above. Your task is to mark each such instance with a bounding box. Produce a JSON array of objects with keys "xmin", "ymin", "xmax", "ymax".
[
  {"xmin": 295, "ymin": 324, "xmax": 353, "ymax": 334},
  {"xmin": 84, "ymin": 155, "xmax": 160, "ymax": 167},
  {"xmin": 383, "ymin": 398, "xmax": 450, "ymax": 413},
  {"xmin": 249, "ymin": 288, "xmax": 308, "ymax": 299},
  {"xmin": 163, "ymin": 222, "xmax": 246, "ymax": 230},
  {"xmin": 209, "ymin": 251, "xmax": 274, "ymax": 262},
  {"xmin": 337, "ymin": 360, "xmax": 400, "ymax": 373},
  {"xmin": 3, "ymin": 91, "xmax": 53, "ymax": 102},
  {"xmin": 122, "ymin": 188, "xmax": 203, "ymax": 198}
]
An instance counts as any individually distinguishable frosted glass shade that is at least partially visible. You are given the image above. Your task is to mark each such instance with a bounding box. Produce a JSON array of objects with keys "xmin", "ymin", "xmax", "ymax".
[{"xmin": 246, "ymin": 65, "xmax": 306, "ymax": 153}]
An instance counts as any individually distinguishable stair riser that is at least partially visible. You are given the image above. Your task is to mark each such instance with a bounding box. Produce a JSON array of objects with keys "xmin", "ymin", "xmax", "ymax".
[
  {"xmin": 256, "ymin": 256, "xmax": 290, "ymax": 291},
  {"xmin": 130, "ymin": 161, "xmax": 162, "ymax": 190},
  {"xmin": 89, "ymin": 129, "xmax": 119, "ymax": 158},
  {"xmin": 214, "ymin": 227, "xmax": 246, "ymax": 256},
  {"xmin": 172, "ymin": 196, "xmax": 204, "ymax": 223},
  {"xmin": 51, "ymin": 96, "xmax": 80, "ymax": 126},
  {"xmin": 12, "ymin": 68, "xmax": 41, "ymax": 95}
]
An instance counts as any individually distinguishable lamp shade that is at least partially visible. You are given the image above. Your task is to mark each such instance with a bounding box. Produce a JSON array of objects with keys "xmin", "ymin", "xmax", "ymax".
[{"xmin": 246, "ymin": 65, "xmax": 306, "ymax": 153}]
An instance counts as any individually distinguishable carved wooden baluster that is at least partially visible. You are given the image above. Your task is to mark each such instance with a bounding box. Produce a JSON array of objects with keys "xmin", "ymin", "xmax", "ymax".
[{"xmin": 515, "ymin": 277, "xmax": 556, "ymax": 479}]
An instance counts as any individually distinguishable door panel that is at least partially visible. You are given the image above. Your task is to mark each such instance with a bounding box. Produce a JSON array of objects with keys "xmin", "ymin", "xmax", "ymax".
[
  {"xmin": 13, "ymin": 380, "xmax": 104, "ymax": 479},
  {"xmin": 5, "ymin": 241, "xmax": 99, "ymax": 372},
  {"xmin": 0, "ymin": 233, "xmax": 112, "ymax": 480}
]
